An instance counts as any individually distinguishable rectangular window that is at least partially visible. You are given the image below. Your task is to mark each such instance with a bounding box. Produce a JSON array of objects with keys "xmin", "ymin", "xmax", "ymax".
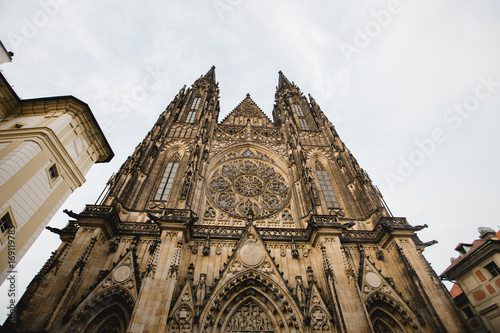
[
  {"xmin": 462, "ymin": 306, "xmax": 475, "ymax": 319},
  {"xmin": 299, "ymin": 118, "xmax": 309, "ymax": 130},
  {"xmin": 186, "ymin": 111, "xmax": 196, "ymax": 123},
  {"xmin": 48, "ymin": 164, "xmax": 59, "ymax": 180},
  {"xmin": 154, "ymin": 161, "xmax": 179, "ymax": 201},
  {"xmin": 316, "ymin": 169, "xmax": 339, "ymax": 208},
  {"xmin": 294, "ymin": 104, "xmax": 304, "ymax": 117},
  {"xmin": 0, "ymin": 212, "xmax": 13, "ymax": 234},
  {"xmin": 484, "ymin": 262, "xmax": 500, "ymax": 278},
  {"xmin": 191, "ymin": 97, "xmax": 201, "ymax": 110}
]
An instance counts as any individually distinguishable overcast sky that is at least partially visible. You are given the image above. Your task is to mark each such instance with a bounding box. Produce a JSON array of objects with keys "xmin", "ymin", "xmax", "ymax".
[{"xmin": 1, "ymin": 0, "xmax": 500, "ymax": 322}]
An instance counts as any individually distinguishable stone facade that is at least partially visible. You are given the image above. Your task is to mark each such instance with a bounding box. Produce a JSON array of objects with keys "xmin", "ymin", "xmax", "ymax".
[
  {"xmin": 0, "ymin": 71, "xmax": 113, "ymax": 285},
  {"xmin": 4, "ymin": 67, "xmax": 468, "ymax": 332}
]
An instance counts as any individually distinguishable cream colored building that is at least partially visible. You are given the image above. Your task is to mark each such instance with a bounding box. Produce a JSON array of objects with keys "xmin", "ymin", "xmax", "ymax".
[
  {"xmin": 441, "ymin": 227, "xmax": 500, "ymax": 332},
  {"xmin": 0, "ymin": 71, "xmax": 113, "ymax": 284}
]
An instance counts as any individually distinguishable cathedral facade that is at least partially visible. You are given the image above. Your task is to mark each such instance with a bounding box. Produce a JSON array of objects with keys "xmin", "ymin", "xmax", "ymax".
[{"xmin": 5, "ymin": 68, "xmax": 468, "ymax": 332}]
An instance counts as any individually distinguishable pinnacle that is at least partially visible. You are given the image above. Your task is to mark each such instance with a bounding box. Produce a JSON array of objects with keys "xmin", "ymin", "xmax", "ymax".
[
  {"xmin": 277, "ymin": 70, "xmax": 292, "ymax": 90},
  {"xmin": 203, "ymin": 65, "xmax": 216, "ymax": 83}
]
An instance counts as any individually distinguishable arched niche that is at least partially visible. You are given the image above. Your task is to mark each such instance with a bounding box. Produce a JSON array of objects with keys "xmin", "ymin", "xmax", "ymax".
[
  {"xmin": 64, "ymin": 286, "xmax": 135, "ymax": 333},
  {"xmin": 200, "ymin": 270, "xmax": 303, "ymax": 333},
  {"xmin": 366, "ymin": 292, "xmax": 420, "ymax": 333}
]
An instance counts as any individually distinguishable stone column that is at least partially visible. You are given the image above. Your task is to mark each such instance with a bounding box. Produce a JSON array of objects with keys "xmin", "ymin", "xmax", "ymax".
[{"xmin": 321, "ymin": 235, "xmax": 373, "ymax": 332}]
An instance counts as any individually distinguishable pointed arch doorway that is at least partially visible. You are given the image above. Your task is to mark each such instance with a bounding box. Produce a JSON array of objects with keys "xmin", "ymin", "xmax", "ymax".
[{"xmin": 200, "ymin": 271, "xmax": 303, "ymax": 333}]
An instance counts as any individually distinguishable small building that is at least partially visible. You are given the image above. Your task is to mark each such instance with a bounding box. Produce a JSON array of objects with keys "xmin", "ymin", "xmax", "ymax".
[
  {"xmin": 441, "ymin": 227, "xmax": 500, "ymax": 332},
  {"xmin": 0, "ymin": 71, "xmax": 113, "ymax": 284}
]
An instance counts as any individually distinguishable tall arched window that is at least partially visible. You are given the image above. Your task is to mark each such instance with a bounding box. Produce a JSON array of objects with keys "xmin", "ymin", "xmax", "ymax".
[
  {"xmin": 315, "ymin": 161, "xmax": 339, "ymax": 208},
  {"xmin": 294, "ymin": 104, "xmax": 309, "ymax": 130},
  {"xmin": 155, "ymin": 153, "xmax": 180, "ymax": 201},
  {"xmin": 186, "ymin": 97, "xmax": 201, "ymax": 123}
]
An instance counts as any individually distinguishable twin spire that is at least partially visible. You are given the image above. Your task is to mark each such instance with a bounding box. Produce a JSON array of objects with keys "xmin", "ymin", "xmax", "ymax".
[
  {"xmin": 199, "ymin": 66, "xmax": 293, "ymax": 92},
  {"xmin": 198, "ymin": 67, "xmax": 296, "ymax": 125}
]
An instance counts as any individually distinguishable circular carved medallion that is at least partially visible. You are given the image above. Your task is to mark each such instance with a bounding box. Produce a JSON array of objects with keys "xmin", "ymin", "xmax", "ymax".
[
  {"xmin": 113, "ymin": 265, "xmax": 131, "ymax": 283},
  {"xmin": 239, "ymin": 243, "xmax": 264, "ymax": 266},
  {"xmin": 366, "ymin": 272, "xmax": 381, "ymax": 288}
]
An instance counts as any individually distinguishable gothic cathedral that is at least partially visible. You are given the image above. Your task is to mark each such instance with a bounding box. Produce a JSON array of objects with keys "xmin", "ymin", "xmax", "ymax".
[{"xmin": 5, "ymin": 68, "xmax": 468, "ymax": 332}]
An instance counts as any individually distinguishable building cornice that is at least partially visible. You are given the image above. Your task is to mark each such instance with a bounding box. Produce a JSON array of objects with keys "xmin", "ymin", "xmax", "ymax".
[
  {"xmin": 440, "ymin": 240, "xmax": 500, "ymax": 280},
  {"xmin": 12, "ymin": 96, "xmax": 113, "ymax": 162}
]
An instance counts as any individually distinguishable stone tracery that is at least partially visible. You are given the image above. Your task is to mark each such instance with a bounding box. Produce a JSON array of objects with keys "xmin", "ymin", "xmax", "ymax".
[{"xmin": 207, "ymin": 149, "xmax": 290, "ymax": 219}]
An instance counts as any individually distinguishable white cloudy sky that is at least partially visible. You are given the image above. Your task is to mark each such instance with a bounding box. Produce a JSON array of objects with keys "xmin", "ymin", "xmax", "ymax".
[{"xmin": 1, "ymin": 0, "xmax": 500, "ymax": 321}]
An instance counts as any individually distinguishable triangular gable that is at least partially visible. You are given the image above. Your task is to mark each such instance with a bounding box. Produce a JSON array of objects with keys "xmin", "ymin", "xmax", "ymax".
[
  {"xmin": 168, "ymin": 276, "xmax": 196, "ymax": 332},
  {"xmin": 359, "ymin": 257, "xmax": 423, "ymax": 331},
  {"xmin": 84, "ymin": 249, "xmax": 139, "ymax": 301},
  {"xmin": 199, "ymin": 222, "xmax": 304, "ymax": 331},
  {"xmin": 306, "ymin": 284, "xmax": 335, "ymax": 331},
  {"xmin": 65, "ymin": 250, "xmax": 139, "ymax": 331},
  {"xmin": 221, "ymin": 94, "xmax": 273, "ymax": 127}
]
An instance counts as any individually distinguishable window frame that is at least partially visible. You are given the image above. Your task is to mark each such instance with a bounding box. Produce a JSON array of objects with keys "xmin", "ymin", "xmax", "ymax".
[
  {"xmin": 315, "ymin": 162, "xmax": 340, "ymax": 209},
  {"xmin": 0, "ymin": 212, "xmax": 13, "ymax": 234},
  {"xmin": 46, "ymin": 162, "xmax": 61, "ymax": 187},
  {"xmin": 186, "ymin": 110, "xmax": 197, "ymax": 124},
  {"xmin": 48, "ymin": 164, "xmax": 59, "ymax": 180},
  {"xmin": 191, "ymin": 96, "xmax": 201, "ymax": 110},
  {"xmin": 299, "ymin": 118, "xmax": 309, "ymax": 130},
  {"xmin": 0, "ymin": 208, "xmax": 16, "ymax": 245},
  {"xmin": 294, "ymin": 104, "xmax": 304, "ymax": 117},
  {"xmin": 294, "ymin": 104, "xmax": 309, "ymax": 130},
  {"xmin": 154, "ymin": 156, "xmax": 180, "ymax": 202},
  {"xmin": 484, "ymin": 261, "xmax": 500, "ymax": 278}
]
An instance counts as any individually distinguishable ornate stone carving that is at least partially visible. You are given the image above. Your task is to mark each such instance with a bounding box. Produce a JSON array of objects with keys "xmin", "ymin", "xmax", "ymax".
[
  {"xmin": 310, "ymin": 307, "xmax": 331, "ymax": 332},
  {"xmin": 226, "ymin": 300, "xmax": 273, "ymax": 332},
  {"xmin": 207, "ymin": 155, "xmax": 290, "ymax": 219}
]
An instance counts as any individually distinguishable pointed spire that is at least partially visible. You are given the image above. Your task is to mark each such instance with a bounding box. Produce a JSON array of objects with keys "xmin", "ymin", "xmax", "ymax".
[
  {"xmin": 203, "ymin": 65, "xmax": 216, "ymax": 83},
  {"xmin": 278, "ymin": 70, "xmax": 292, "ymax": 89}
]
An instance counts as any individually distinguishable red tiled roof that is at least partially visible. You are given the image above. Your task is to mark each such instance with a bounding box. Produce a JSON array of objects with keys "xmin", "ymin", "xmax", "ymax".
[
  {"xmin": 449, "ymin": 283, "xmax": 463, "ymax": 298},
  {"xmin": 441, "ymin": 239, "xmax": 488, "ymax": 277}
]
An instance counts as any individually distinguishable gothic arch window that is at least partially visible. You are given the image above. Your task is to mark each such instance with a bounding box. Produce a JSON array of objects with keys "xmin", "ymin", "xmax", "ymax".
[
  {"xmin": 294, "ymin": 104, "xmax": 304, "ymax": 116},
  {"xmin": 186, "ymin": 96, "xmax": 201, "ymax": 123},
  {"xmin": 154, "ymin": 153, "xmax": 180, "ymax": 201},
  {"xmin": 315, "ymin": 161, "xmax": 339, "ymax": 209},
  {"xmin": 191, "ymin": 96, "xmax": 201, "ymax": 110},
  {"xmin": 186, "ymin": 110, "xmax": 196, "ymax": 123},
  {"xmin": 293, "ymin": 104, "xmax": 309, "ymax": 130}
]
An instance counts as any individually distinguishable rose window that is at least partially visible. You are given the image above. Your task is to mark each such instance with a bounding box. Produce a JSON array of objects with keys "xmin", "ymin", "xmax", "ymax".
[
  {"xmin": 207, "ymin": 157, "xmax": 290, "ymax": 218},
  {"xmin": 234, "ymin": 175, "xmax": 264, "ymax": 197}
]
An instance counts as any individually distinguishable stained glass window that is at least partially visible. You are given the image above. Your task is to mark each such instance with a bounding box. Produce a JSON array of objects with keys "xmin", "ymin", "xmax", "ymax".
[
  {"xmin": 315, "ymin": 162, "xmax": 339, "ymax": 208},
  {"xmin": 155, "ymin": 155, "xmax": 180, "ymax": 201}
]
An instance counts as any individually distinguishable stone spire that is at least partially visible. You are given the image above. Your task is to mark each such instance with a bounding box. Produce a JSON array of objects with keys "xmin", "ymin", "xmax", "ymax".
[
  {"xmin": 277, "ymin": 70, "xmax": 292, "ymax": 90},
  {"xmin": 203, "ymin": 65, "xmax": 216, "ymax": 83}
]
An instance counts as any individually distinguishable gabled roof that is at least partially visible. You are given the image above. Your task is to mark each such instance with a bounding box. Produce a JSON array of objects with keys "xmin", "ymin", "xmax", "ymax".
[
  {"xmin": 221, "ymin": 93, "xmax": 273, "ymax": 126},
  {"xmin": 440, "ymin": 239, "xmax": 489, "ymax": 277}
]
